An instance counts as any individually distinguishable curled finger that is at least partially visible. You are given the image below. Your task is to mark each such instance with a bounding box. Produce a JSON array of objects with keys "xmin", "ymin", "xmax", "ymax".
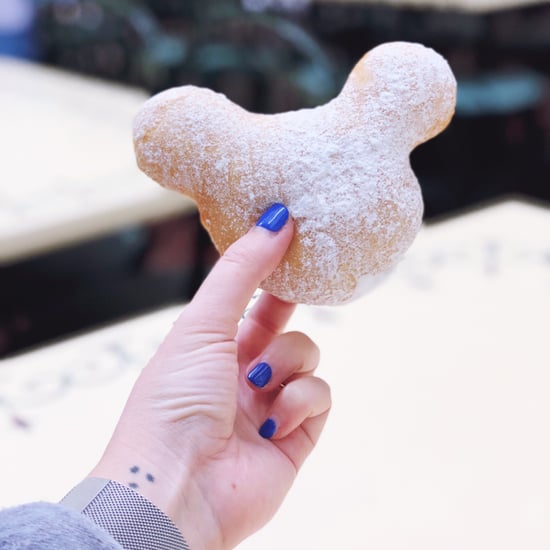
[
  {"xmin": 258, "ymin": 376, "xmax": 331, "ymax": 442},
  {"xmin": 246, "ymin": 331, "xmax": 320, "ymax": 391}
]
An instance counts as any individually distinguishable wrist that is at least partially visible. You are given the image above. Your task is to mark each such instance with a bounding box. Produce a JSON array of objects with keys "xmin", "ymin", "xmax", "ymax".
[{"xmin": 90, "ymin": 433, "xmax": 222, "ymax": 550}]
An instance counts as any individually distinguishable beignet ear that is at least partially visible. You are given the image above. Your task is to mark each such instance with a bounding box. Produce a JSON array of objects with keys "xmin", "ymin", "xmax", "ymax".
[
  {"xmin": 134, "ymin": 86, "xmax": 243, "ymax": 196},
  {"xmin": 340, "ymin": 42, "xmax": 456, "ymax": 149}
]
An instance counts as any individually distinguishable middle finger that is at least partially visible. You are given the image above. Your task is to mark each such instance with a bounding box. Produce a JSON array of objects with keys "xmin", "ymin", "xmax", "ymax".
[
  {"xmin": 245, "ymin": 331, "xmax": 320, "ymax": 391},
  {"xmin": 237, "ymin": 292, "xmax": 296, "ymax": 364}
]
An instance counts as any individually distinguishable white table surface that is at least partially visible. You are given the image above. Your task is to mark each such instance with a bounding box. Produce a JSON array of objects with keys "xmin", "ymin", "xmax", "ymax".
[
  {"xmin": 1, "ymin": 198, "xmax": 550, "ymax": 549},
  {"xmin": 0, "ymin": 56, "xmax": 195, "ymax": 264}
]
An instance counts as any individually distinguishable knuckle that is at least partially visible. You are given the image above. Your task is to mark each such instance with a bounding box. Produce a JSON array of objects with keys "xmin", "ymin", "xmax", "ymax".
[{"xmin": 222, "ymin": 240, "xmax": 257, "ymax": 270}]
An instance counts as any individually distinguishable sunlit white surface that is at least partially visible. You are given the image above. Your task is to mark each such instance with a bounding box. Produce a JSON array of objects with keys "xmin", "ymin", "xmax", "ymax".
[
  {"xmin": 0, "ymin": 56, "xmax": 194, "ymax": 263},
  {"xmin": 1, "ymin": 199, "xmax": 549, "ymax": 549}
]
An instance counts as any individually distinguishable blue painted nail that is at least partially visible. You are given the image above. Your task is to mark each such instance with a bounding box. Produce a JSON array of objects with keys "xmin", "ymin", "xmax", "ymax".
[
  {"xmin": 256, "ymin": 203, "xmax": 289, "ymax": 232},
  {"xmin": 247, "ymin": 362, "xmax": 272, "ymax": 388},
  {"xmin": 259, "ymin": 418, "xmax": 277, "ymax": 439}
]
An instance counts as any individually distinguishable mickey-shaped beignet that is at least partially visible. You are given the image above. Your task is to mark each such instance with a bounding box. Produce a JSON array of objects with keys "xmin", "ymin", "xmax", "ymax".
[{"xmin": 134, "ymin": 42, "xmax": 456, "ymax": 305}]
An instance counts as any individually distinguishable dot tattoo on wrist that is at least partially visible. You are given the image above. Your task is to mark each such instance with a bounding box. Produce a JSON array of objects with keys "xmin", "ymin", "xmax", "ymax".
[{"xmin": 128, "ymin": 465, "xmax": 156, "ymax": 490}]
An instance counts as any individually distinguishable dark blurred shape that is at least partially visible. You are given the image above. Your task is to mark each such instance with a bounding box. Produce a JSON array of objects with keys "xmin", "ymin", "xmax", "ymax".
[
  {"xmin": 242, "ymin": 0, "xmax": 311, "ymax": 13},
  {"xmin": 307, "ymin": 2, "xmax": 550, "ymax": 218},
  {"xmin": 33, "ymin": 0, "xmax": 339, "ymax": 111},
  {"xmin": 2, "ymin": 0, "xmax": 549, "ymax": 355},
  {"xmin": 32, "ymin": 0, "xmax": 550, "ymax": 215},
  {"xmin": 0, "ymin": 214, "xmax": 216, "ymax": 357}
]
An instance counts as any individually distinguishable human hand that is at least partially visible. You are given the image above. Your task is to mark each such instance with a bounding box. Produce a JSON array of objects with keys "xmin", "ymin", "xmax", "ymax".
[{"xmin": 91, "ymin": 204, "xmax": 331, "ymax": 549}]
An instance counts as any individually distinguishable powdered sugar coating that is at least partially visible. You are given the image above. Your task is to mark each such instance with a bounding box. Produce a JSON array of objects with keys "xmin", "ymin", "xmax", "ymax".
[{"xmin": 134, "ymin": 42, "xmax": 456, "ymax": 305}]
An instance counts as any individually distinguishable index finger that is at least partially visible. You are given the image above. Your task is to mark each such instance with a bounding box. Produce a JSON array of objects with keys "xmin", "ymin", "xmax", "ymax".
[{"xmin": 182, "ymin": 204, "xmax": 294, "ymax": 339}]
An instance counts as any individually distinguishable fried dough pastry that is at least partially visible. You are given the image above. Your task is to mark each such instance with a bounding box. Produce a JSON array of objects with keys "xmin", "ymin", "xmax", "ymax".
[{"xmin": 134, "ymin": 42, "xmax": 456, "ymax": 305}]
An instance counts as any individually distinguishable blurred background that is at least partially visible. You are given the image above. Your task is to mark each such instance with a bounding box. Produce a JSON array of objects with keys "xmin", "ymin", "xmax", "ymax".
[{"xmin": 1, "ymin": 0, "xmax": 549, "ymax": 356}]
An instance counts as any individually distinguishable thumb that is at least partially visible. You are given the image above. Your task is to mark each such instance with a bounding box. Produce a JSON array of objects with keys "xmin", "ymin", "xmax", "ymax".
[{"xmin": 173, "ymin": 203, "xmax": 293, "ymax": 341}]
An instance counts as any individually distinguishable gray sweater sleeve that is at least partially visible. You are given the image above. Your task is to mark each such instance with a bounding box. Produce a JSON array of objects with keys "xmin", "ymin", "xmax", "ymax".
[
  {"xmin": 0, "ymin": 479, "xmax": 190, "ymax": 550},
  {"xmin": 0, "ymin": 501, "xmax": 123, "ymax": 549}
]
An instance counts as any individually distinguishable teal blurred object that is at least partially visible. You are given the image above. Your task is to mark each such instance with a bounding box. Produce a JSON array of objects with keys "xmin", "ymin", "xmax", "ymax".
[{"xmin": 457, "ymin": 71, "xmax": 546, "ymax": 116}]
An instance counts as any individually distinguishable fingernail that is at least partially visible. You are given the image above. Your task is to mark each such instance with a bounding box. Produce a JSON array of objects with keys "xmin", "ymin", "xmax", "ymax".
[
  {"xmin": 256, "ymin": 203, "xmax": 289, "ymax": 232},
  {"xmin": 259, "ymin": 418, "xmax": 277, "ymax": 439},
  {"xmin": 247, "ymin": 362, "xmax": 272, "ymax": 388}
]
